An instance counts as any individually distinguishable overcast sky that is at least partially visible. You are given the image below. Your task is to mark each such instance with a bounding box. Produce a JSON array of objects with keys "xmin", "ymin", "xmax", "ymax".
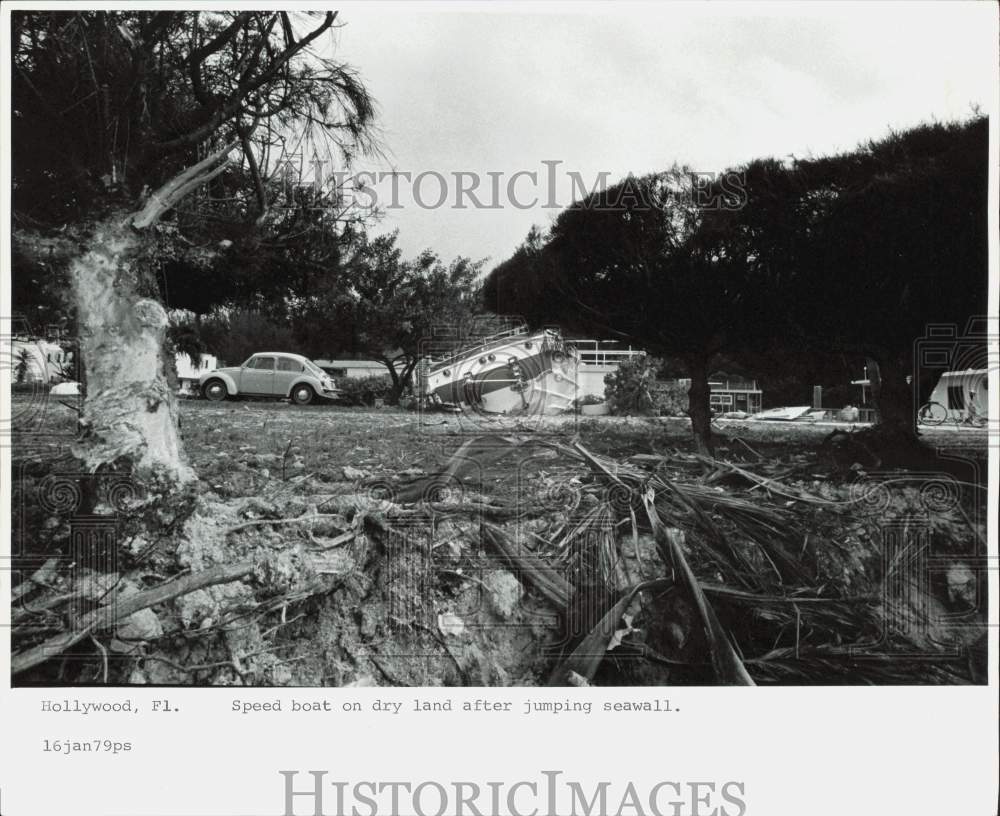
[{"xmin": 322, "ymin": 1, "xmax": 996, "ymax": 267}]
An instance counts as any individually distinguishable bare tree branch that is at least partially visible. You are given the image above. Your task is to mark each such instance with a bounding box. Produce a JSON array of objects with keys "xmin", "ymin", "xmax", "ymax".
[
  {"xmin": 131, "ymin": 141, "xmax": 238, "ymax": 228},
  {"xmin": 156, "ymin": 11, "xmax": 338, "ymax": 152}
]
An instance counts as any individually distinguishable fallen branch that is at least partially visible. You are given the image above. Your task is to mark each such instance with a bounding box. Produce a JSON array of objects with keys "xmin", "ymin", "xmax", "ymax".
[
  {"xmin": 225, "ymin": 513, "xmax": 345, "ymax": 535},
  {"xmin": 11, "ymin": 557, "xmax": 60, "ymax": 603},
  {"xmin": 12, "ymin": 561, "xmax": 254, "ymax": 675},
  {"xmin": 394, "ymin": 434, "xmax": 535, "ymax": 503},
  {"xmin": 547, "ymin": 578, "xmax": 672, "ymax": 686},
  {"xmin": 643, "ymin": 492, "xmax": 755, "ymax": 686},
  {"xmin": 482, "ymin": 523, "xmax": 573, "ymax": 610}
]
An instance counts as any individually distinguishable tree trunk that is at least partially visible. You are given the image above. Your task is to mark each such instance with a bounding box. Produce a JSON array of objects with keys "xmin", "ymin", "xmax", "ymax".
[
  {"xmin": 870, "ymin": 354, "xmax": 918, "ymax": 440},
  {"xmin": 399, "ymin": 357, "xmax": 418, "ymax": 396},
  {"xmin": 70, "ymin": 217, "xmax": 194, "ymax": 487},
  {"xmin": 382, "ymin": 356, "xmax": 402, "ymax": 402},
  {"xmin": 686, "ymin": 354, "xmax": 714, "ymax": 455}
]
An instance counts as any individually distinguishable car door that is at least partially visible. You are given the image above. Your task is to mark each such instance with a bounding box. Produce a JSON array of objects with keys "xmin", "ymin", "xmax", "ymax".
[
  {"xmin": 240, "ymin": 356, "xmax": 275, "ymax": 394},
  {"xmin": 274, "ymin": 356, "xmax": 303, "ymax": 396}
]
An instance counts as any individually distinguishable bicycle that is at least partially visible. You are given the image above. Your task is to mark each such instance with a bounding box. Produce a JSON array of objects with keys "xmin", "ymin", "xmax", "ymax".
[
  {"xmin": 916, "ymin": 401, "xmax": 948, "ymax": 426},
  {"xmin": 917, "ymin": 400, "xmax": 988, "ymax": 428}
]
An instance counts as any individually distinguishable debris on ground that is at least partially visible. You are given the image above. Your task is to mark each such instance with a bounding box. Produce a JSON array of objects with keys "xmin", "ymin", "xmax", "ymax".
[{"xmin": 10, "ymin": 404, "xmax": 988, "ymax": 686}]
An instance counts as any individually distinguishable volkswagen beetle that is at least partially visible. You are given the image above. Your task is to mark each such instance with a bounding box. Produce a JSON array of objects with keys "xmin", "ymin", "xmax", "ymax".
[{"xmin": 199, "ymin": 352, "xmax": 340, "ymax": 405}]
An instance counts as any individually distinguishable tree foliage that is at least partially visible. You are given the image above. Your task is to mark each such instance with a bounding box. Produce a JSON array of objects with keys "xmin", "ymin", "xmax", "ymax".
[
  {"xmin": 485, "ymin": 116, "xmax": 988, "ymax": 444},
  {"xmin": 12, "ymin": 11, "xmax": 375, "ymax": 224},
  {"xmin": 484, "ymin": 169, "xmax": 744, "ymax": 450},
  {"xmin": 295, "ymin": 231, "xmax": 486, "ymax": 397},
  {"xmin": 12, "ymin": 10, "xmax": 380, "ymax": 333},
  {"xmin": 695, "ymin": 115, "xmax": 989, "ymax": 431}
]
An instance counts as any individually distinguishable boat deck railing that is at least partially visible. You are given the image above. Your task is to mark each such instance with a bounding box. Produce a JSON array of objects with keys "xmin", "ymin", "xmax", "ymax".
[{"xmin": 427, "ymin": 325, "xmax": 534, "ymax": 372}]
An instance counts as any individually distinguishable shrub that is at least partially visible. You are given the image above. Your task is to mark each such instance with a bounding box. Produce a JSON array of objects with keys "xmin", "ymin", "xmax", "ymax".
[
  {"xmin": 651, "ymin": 380, "xmax": 690, "ymax": 417},
  {"xmin": 604, "ymin": 354, "xmax": 658, "ymax": 415},
  {"xmin": 15, "ymin": 349, "xmax": 30, "ymax": 384},
  {"xmin": 605, "ymin": 355, "xmax": 692, "ymax": 416},
  {"xmin": 334, "ymin": 374, "xmax": 394, "ymax": 407}
]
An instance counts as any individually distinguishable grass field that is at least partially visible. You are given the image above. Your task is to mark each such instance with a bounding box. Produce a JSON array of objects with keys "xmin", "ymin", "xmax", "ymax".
[{"xmin": 12, "ymin": 394, "xmax": 988, "ymax": 491}]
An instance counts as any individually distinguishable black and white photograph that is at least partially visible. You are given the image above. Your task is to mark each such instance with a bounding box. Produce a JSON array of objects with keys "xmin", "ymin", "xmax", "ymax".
[
  {"xmin": 3, "ymin": 5, "xmax": 998, "ymax": 816},
  {"xmin": 3, "ymin": 3, "xmax": 996, "ymax": 698}
]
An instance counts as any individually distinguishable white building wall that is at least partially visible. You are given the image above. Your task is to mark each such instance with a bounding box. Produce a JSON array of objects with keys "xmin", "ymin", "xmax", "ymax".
[
  {"xmin": 576, "ymin": 364, "xmax": 617, "ymax": 399},
  {"xmin": 175, "ymin": 353, "xmax": 218, "ymax": 381}
]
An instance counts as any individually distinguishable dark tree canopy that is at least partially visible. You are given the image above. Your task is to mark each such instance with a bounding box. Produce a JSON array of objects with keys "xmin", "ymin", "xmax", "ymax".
[
  {"xmin": 12, "ymin": 10, "xmax": 381, "ymax": 348},
  {"xmin": 485, "ymin": 170, "xmax": 741, "ymax": 356},
  {"xmin": 696, "ymin": 116, "xmax": 989, "ymax": 360},
  {"xmin": 12, "ymin": 11, "xmax": 376, "ymax": 225},
  {"xmin": 484, "ymin": 116, "xmax": 989, "ymax": 444}
]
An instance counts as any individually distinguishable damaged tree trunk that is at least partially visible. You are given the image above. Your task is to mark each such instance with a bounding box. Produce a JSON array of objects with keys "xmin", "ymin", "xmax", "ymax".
[
  {"xmin": 70, "ymin": 219, "xmax": 193, "ymax": 486},
  {"xmin": 869, "ymin": 354, "xmax": 919, "ymax": 441},
  {"xmin": 71, "ymin": 144, "xmax": 235, "ymax": 491}
]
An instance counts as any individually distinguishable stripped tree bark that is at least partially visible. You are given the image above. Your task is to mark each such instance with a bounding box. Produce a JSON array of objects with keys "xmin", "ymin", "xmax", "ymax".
[
  {"xmin": 71, "ymin": 144, "xmax": 236, "ymax": 486},
  {"xmin": 13, "ymin": 11, "xmax": 376, "ymax": 492}
]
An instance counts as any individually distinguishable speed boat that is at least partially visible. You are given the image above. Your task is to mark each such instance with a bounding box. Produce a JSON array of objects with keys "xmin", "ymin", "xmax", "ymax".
[{"xmin": 420, "ymin": 326, "xmax": 578, "ymax": 415}]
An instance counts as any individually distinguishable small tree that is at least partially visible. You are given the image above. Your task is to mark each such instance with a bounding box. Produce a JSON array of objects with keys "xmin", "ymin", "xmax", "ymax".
[
  {"xmin": 604, "ymin": 355, "xmax": 657, "ymax": 415},
  {"xmin": 14, "ymin": 349, "xmax": 32, "ymax": 385},
  {"xmin": 313, "ymin": 231, "xmax": 484, "ymax": 401}
]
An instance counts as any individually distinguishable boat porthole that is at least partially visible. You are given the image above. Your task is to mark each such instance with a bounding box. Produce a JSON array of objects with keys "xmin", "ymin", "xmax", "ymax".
[
  {"xmin": 443, "ymin": 369, "xmax": 451, "ymax": 377},
  {"xmin": 488, "ymin": 353, "xmax": 496, "ymax": 362},
  {"xmin": 479, "ymin": 357, "xmax": 486, "ymax": 365},
  {"xmin": 525, "ymin": 341, "xmax": 533, "ymax": 349}
]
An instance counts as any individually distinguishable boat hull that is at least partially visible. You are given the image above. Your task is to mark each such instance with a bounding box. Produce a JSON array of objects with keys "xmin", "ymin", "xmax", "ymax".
[{"xmin": 422, "ymin": 331, "xmax": 578, "ymax": 415}]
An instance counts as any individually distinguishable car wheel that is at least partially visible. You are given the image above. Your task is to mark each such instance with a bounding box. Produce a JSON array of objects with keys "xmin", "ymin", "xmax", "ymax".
[
  {"xmin": 203, "ymin": 379, "xmax": 228, "ymax": 401},
  {"xmin": 291, "ymin": 384, "xmax": 315, "ymax": 405}
]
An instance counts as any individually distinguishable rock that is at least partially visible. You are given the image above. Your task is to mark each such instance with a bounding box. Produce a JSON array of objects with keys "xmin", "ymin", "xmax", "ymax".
[
  {"xmin": 947, "ymin": 563, "xmax": 976, "ymax": 608},
  {"xmin": 76, "ymin": 571, "xmax": 120, "ymax": 600},
  {"xmin": 359, "ymin": 607, "xmax": 380, "ymax": 639},
  {"xmin": 485, "ymin": 570, "xmax": 523, "ymax": 619},
  {"xmin": 343, "ymin": 466, "xmax": 369, "ymax": 481},
  {"xmin": 438, "ymin": 611, "xmax": 466, "ymax": 636},
  {"xmin": 174, "ymin": 588, "xmax": 217, "ymax": 628},
  {"xmin": 116, "ymin": 608, "xmax": 163, "ymax": 642}
]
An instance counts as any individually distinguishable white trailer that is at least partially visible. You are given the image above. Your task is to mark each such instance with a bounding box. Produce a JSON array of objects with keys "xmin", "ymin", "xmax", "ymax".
[{"xmin": 926, "ymin": 369, "xmax": 988, "ymax": 421}]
